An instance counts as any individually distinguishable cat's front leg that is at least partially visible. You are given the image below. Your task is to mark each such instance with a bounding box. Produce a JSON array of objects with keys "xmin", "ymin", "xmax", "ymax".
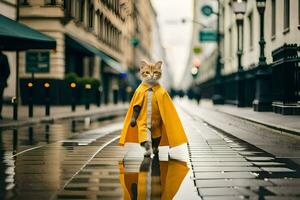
[{"xmin": 130, "ymin": 105, "xmax": 141, "ymax": 127}]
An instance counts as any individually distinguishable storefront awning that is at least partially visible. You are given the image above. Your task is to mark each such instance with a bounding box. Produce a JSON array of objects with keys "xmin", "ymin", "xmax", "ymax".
[
  {"xmin": 65, "ymin": 34, "xmax": 124, "ymax": 74},
  {"xmin": 97, "ymin": 50, "xmax": 124, "ymax": 74},
  {"xmin": 0, "ymin": 14, "xmax": 56, "ymax": 51}
]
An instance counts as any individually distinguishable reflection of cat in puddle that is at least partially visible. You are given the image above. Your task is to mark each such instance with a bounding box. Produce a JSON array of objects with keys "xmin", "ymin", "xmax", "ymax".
[{"xmin": 119, "ymin": 156, "xmax": 189, "ymax": 200}]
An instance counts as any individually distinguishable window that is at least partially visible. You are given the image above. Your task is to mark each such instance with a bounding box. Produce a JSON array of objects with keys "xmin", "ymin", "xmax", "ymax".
[
  {"xmin": 100, "ymin": 14, "xmax": 104, "ymax": 40},
  {"xmin": 79, "ymin": 0, "xmax": 85, "ymax": 22},
  {"xmin": 248, "ymin": 12, "xmax": 253, "ymax": 49},
  {"xmin": 104, "ymin": 19, "xmax": 109, "ymax": 44},
  {"xmin": 229, "ymin": 28, "xmax": 232, "ymax": 58},
  {"xmin": 271, "ymin": 0, "xmax": 276, "ymax": 37},
  {"xmin": 20, "ymin": 0, "xmax": 29, "ymax": 5},
  {"xmin": 64, "ymin": 0, "xmax": 72, "ymax": 17},
  {"xmin": 88, "ymin": 3, "xmax": 94, "ymax": 28},
  {"xmin": 45, "ymin": 0, "xmax": 56, "ymax": 5},
  {"xmin": 96, "ymin": 11, "xmax": 100, "ymax": 35},
  {"xmin": 75, "ymin": 0, "xmax": 80, "ymax": 20},
  {"xmin": 284, "ymin": 0, "xmax": 290, "ymax": 31}
]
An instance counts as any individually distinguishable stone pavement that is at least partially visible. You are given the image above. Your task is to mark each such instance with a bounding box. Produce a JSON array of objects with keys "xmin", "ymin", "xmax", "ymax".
[
  {"xmin": 0, "ymin": 103, "xmax": 128, "ymax": 130},
  {"xmin": 199, "ymin": 99, "xmax": 300, "ymax": 136},
  {"xmin": 176, "ymin": 101, "xmax": 300, "ymax": 199}
]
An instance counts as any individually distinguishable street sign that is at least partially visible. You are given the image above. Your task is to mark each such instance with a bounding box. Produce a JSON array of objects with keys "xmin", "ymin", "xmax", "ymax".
[
  {"xmin": 26, "ymin": 51, "xmax": 50, "ymax": 73},
  {"xmin": 201, "ymin": 5, "xmax": 213, "ymax": 17},
  {"xmin": 199, "ymin": 31, "xmax": 217, "ymax": 42}
]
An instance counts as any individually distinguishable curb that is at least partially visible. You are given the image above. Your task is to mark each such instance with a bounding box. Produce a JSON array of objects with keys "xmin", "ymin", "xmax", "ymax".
[{"xmin": 0, "ymin": 107, "xmax": 127, "ymax": 130}]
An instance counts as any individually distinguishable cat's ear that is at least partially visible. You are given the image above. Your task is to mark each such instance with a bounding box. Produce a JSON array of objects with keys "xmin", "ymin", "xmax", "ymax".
[
  {"xmin": 155, "ymin": 61, "xmax": 163, "ymax": 69},
  {"xmin": 140, "ymin": 60, "xmax": 148, "ymax": 69}
]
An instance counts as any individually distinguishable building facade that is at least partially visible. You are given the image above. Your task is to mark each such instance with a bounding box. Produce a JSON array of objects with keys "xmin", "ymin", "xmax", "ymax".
[
  {"xmin": 15, "ymin": 0, "xmax": 155, "ymax": 105},
  {"xmin": 121, "ymin": 0, "xmax": 155, "ymax": 90},
  {"xmin": 185, "ymin": 0, "xmax": 300, "ymax": 115},
  {"xmin": 0, "ymin": 0, "xmax": 17, "ymax": 100},
  {"xmin": 17, "ymin": 0, "xmax": 125, "ymax": 104}
]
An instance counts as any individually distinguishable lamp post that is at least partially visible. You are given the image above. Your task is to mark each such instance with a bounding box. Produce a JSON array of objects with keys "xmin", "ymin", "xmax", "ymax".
[
  {"xmin": 253, "ymin": 0, "xmax": 272, "ymax": 111},
  {"xmin": 232, "ymin": 0, "xmax": 247, "ymax": 107},
  {"xmin": 212, "ymin": 0, "xmax": 224, "ymax": 104}
]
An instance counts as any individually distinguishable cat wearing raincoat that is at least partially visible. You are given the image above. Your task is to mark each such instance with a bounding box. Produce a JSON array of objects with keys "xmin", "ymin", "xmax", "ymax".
[{"xmin": 119, "ymin": 60, "xmax": 188, "ymax": 156}]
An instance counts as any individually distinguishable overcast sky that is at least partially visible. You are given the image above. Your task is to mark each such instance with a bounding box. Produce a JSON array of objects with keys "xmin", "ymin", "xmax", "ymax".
[{"xmin": 151, "ymin": 0, "xmax": 193, "ymax": 87}]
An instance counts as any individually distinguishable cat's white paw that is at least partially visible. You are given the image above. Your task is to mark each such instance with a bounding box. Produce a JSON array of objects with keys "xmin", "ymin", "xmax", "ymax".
[{"xmin": 143, "ymin": 141, "xmax": 153, "ymax": 157}]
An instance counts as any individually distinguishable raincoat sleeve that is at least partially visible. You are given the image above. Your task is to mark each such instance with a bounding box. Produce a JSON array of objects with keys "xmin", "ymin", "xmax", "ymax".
[{"xmin": 119, "ymin": 86, "xmax": 146, "ymax": 145}]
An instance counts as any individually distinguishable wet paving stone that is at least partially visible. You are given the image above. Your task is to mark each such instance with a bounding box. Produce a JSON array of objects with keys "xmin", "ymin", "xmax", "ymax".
[
  {"xmin": 192, "ymin": 161, "xmax": 253, "ymax": 166},
  {"xmin": 264, "ymin": 197, "xmax": 300, "ymax": 200},
  {"xmin": 196, "ymin": 179, "xmax": 272, "ymax": 188},
  {"xmin": 246, "ymin": 156, "xmax": 275, "ymax": 161},
  {"xmin": 197, "ymin": 187, "xmax": 257, "ymax": 196},
  {"xmin": 194, "ymin": 172, "xmax": 257, "ymax": 179},
  {"xmin": 193, "ymin": 165, "xmax": 262, "ymax": 172},
  {"xmin": 269, "ymin": 178, "xmax": 300, "ymax": 185},
  {"xmin": 266, "ymin": 186, "xmax": 300, "ymax": 195},
  {"xmin": 261, "ymin": 167, "xmax": 296, "ymax": 172},
  {"xmin": 252, "ymin": 162, "xmax": 286, "ymax": 166},
  {"xmin": 191, "ymin": 157, "xmax": 247, "ymax": 162}
]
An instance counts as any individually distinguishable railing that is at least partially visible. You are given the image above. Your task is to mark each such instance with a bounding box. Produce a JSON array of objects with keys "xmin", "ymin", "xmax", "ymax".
[
  {"xmin": 196, "ymin": 67, "xmax": 258, "ymax": 107},
  {"xmin": 271, "ymin": 43, "xmax": 300, "ymax": 104}
]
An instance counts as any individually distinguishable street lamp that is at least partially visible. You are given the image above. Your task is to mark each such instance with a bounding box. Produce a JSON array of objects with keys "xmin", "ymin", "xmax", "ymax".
[
  {"xmin": 232, "ymin": 0, "xmax": 247, "ymax": 107},
  {"xmin": 212, "ymin": 0, "xmax": 224, "ymax": 105},
  {"xmin": 253, "ymin": 0, "xmax": 272, "ymax": 111}
]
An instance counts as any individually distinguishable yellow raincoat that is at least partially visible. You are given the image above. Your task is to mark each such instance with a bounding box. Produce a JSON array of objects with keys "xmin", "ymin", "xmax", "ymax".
[{"xmin": 119, "ymin": 83, "xmax": 188, "ymax": 147}]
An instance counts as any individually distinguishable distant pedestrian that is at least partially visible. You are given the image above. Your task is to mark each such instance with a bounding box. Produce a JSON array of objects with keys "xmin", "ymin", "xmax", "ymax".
[{"xmin": 0, "ymin": 51, "xmax": 10, "ymax": 120}]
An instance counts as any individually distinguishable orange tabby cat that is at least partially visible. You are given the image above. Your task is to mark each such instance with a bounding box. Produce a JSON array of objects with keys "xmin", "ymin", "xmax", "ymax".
[{"xmin": 130, "ymin": 60, "xmax": 163, "ymax": 156}]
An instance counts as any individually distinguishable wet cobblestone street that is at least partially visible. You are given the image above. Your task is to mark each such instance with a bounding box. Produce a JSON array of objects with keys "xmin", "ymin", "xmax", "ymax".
[{"xmin": 0, "ymin": 101, "xmax": 300, "ymax": 199}]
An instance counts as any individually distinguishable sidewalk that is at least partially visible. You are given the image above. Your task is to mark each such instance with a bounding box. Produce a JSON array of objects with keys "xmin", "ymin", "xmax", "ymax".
[
  {"xmin": 0, "ymin": 103, "xmax": 128, "ymax": 130},
  {"xmin": 199, "ymin": 99, "xmax": 300, "ymax": 136}
]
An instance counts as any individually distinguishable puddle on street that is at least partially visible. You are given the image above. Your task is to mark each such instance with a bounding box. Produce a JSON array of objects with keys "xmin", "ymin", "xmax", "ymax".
[
  {"xmin": 0, "ymin": 116, "xmax": 123, "ymax": 199},
  {"xmin": 56, "ymin": 140, "xmax": 191, "ymax": 200}
]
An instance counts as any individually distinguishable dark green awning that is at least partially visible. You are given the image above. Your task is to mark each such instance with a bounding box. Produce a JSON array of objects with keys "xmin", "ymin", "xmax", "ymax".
[
  {"xmin": 65, "ymin": 34, "xmax": 99, "ymax": 56},
  {"xmin": 65, "ymin": 34, "xmax": 124, "ymax": 74},
  {"xmin": 0, "ymin": 14, "xmax": 56, "ymax": 51}
]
